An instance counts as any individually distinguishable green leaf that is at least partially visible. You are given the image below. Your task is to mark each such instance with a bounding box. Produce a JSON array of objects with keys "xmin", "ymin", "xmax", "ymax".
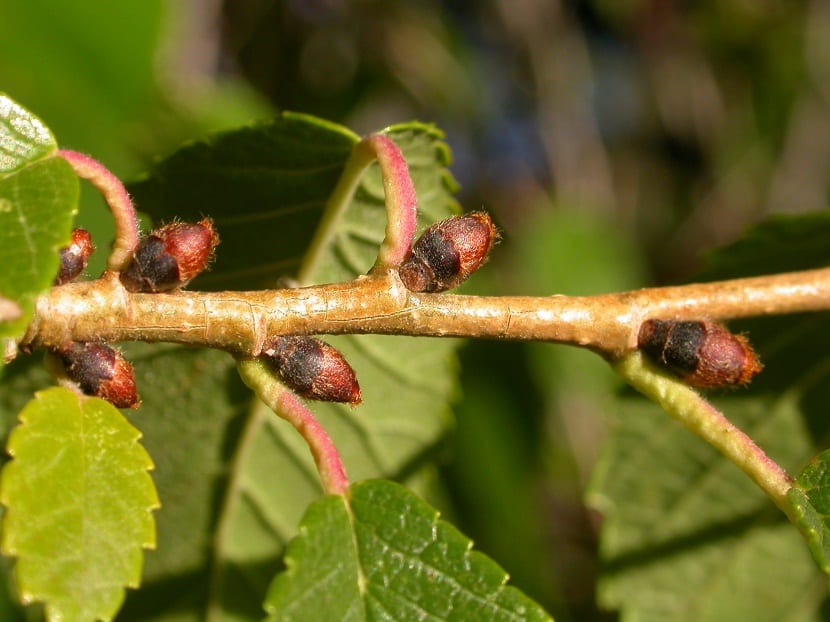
[
  {"xmin": 0, "ymin": 387, "xmax": 158, "ymax": 622},
  {"xmin": 127, "ymin": 118, "xmax": 462, "ymax": 621},
  {"xmin": 0, "ymin": 97, "xmax": 79, "ymax": 342},
  {"xmin": 212, "ymin": 125, "xmax": 460, "ymax": 621},
  {"xmin": 114, "ymin": 345, "xmax": 250, "ymax": 622},
  {"xmin": 589, "ymin": 395, "xmax": 826, "ymax": 621},
  {"xmin": 590, "ymin": 212, "xmax": 830, "ymax": 620},
  {"xmin": 789, "ymin": 451, "xmax": 830, "ymax": 575},
  {"xmin": 264, "ymin": 480, "xmax": 553, "ymax": 621},
  {"xmin": 129, "ymin": 112, "xmax": 361, "ymax": 291},
  {"xmin": 0, "ymin": 94, "xmax": 56, "ymax": 174}
]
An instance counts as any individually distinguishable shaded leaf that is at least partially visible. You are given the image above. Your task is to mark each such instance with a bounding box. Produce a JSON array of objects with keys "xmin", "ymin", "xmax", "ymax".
[
  {"xmin": 789, "ymin": 451, "xmax": 830, "ymax": 575},
  {"xmin": 264, "ymin": 480, "xmax": 553, "ymax": 621},
  {"xmin": 115, "ymin": 345, "xmax": 250, "ymax": 622},
  {"xmin": 213, "ymin": 124, "xmax": 460, "ymax": 621},
  {"xmin": 129, "ymin": 116, "xmax": 456, "ymax": 291},
  {"xmin": 127, "ymin": 117, "xmax": 462, "ymax": 621},
  {"xmin": 589, "ymin": 395, "xmax": 826, "ymax": 621},
  {"xmin": 0, "ymin": 387, "xmax": 158, "ymax": 621},
  {"xmin": 129, "ymin": 113, "xmax": 361, "ymax": 291},
  {"xmin": 591, "ymin": 211, "xmax": 830, "ymax": 619}
]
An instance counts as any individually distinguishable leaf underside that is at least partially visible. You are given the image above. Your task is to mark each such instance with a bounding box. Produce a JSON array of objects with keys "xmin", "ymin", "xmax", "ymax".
[
  {"xmin": 0, "ymin": 387, "xmax": 158, "ymax": 622},
  {"xmin": 264, "ymin": 480, "xmax": 552, "ymax": 622}
]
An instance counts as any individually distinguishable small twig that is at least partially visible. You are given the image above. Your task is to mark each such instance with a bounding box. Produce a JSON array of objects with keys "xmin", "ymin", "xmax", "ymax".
[
  {"xmin": 23, "ymin": 266, "xmax": 830, "ymax": 357},
  {"xmin": 614, "ymin": 351, "xmax": 796, "ymax": 519},
  {"xmin": 236, "ymin": 358, "xmax": 349, "ymax": 495},
  {"xmin": 57, "ymin": 150, "xmax": 139, "ymax": 272}
]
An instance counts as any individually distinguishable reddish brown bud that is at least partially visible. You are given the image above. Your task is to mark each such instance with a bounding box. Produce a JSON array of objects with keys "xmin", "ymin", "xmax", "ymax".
[
  {"xmin": 262, "ymin": 336, "xmax": 362, "ymax": 405},
  {"xmin": 637, "ymin": 320, "xmax": 762, "ymax": 388},
  {"xmin": 399, "ymin": 212, "xmax": 497, "ymax": 293},
  {"xmin": 55, "ymin": 228, "xmax": 95, "ymax": 285},
  {"xmin": 120, "ymin": 218, "xmax": 219, "ymax": 292},
  {"xmin": 57, "ymin": 342, "xmax": 139, "ymax": 409}
]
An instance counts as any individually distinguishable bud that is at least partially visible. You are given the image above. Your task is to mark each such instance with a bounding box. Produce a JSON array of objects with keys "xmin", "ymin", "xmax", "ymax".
[
  {"xmin": 262, "ymin": 336, "xmax": 362, "ymax": 405},
  {"xmin": 57, "ymin": 342, "xmax": 139, "ymax": 408},
  {"xmin": 399, "ymin": 212, "xmax": 497, "ymax": 293},
  {"xmin": 637, "ymin": 319, "xmax": 762, "ymax": 388},
  {"xmin": 121, "ymin": 218, "xmax": 219, "ymax": 292},
  {"xmin": 55, "ymin": 228, "xmax": 95, "ymax": 285}
]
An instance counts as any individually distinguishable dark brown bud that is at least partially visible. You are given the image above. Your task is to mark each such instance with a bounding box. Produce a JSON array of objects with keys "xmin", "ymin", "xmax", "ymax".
[
  {"xmin": 399, "ymin": 212, "xmax": 498, "ymax": 292},
  {"xmin": 55, "ymin": 228, "xmax": 95, "ymax": 285},
  {"xmin": 637, "ymin": 320, "xmax": 762, "ymax": 388},
  {"xmin": 57, "ymin": 342, "xmax": 139, "ymax": 409},
  {"xmin": 261, "ymin": 336, "xmax": 362, "ymax": 405},
  {"xmin": 120, "ymin": 218, "xmax": 219, "ymax": 292}
]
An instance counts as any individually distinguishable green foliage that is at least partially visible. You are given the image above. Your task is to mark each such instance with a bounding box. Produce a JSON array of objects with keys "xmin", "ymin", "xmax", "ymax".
[
  {"xmin": 590, "ymin": 214, "xmax": 830, "ymax": 620},
  {"xmin": 128, "ymin": 115, "xmax": 456, "ymax": 291},
  {"xmin": 0, "ymin": 95, "xmax": 78, "ymax": 342},
  {"xmin": 125, "ymin": 117, "xmax": 463, "ymax": 621},
  {"xmin": 2, "ymin": 5, "xmax": 830, "ymax": 614},
  {"xmin": 129, "ymin": 113, "xmax": 360, "ymax": 291},
  {"xmin": 0, "ymin": 95, "xmax": 57, "ymax": 173},
  {"xmin": 115, "ymin": 345, "xmax": 250, "ymax": 621},
  {"xmin": 0, "ymin": 387, "xmax": 158, "ymax": 621},
  {"xmin": 790, "ymin": 451, "xmax": 830, "ymax": 575},
  {"xmin": 264, "ymin": 480, "xmax": 552, "ymax": 621},
  {"xmin": 590, "ymin": 394, "xmax": 826, "ymax": 621}
]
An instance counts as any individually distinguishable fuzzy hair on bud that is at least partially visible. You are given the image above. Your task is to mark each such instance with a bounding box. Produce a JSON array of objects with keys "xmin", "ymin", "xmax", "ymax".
[
  {"xmin": 58, "ymin": 342, "xmax": 139, "ymax": 408},
  {"xmin": 55, "ymin": 228, "xmax": 95, "ymax": 285},
  {"xmin": 121, "ymin": 218, "xmax": 219, "ymax": 292},
  {"xmin": 261, "ymin": 336, "xmax": 362, "ymax": 405},
  {"xmin": 399, "ymin": 211, "xmax": 498, "ymax": 293},
  {"xmin": 638, "ymin": 319, "xmax": 762, "ymax": 388}
]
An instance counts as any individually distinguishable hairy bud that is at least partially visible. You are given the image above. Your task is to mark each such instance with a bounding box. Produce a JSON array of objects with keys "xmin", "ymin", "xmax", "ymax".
[
  {"xmin": 262, "ymin": 336, "xmax": 362, "ymax": 405},
  {"xmin": 57, "ymin": 342, "xmax": 139, "ymax": 408},
  {"xmin": 637, "ymin": 320, "xmax": 762, "ymax": 388},
  {"xmin": 399, "ymin": 212, "xmax": 497, "ymax": 293},
  {"xmin": 121, "ymin": 218, "xmax": 219, "ymax": 292},
  {"xmin": 55, "ymin": 228, "xmax": 95, "ymax": 285}
]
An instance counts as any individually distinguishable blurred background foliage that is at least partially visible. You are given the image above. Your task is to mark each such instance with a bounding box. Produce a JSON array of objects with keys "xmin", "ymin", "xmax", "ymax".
[{"xmin": 1, "ymin": 1, "xmax": 827, "ymax": 619}]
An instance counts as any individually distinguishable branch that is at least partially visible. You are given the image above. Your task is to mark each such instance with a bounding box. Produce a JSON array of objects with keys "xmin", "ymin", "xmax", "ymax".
[{"xmin": 23, "ymin": 266, "xmax": 830, "ymax": 356}]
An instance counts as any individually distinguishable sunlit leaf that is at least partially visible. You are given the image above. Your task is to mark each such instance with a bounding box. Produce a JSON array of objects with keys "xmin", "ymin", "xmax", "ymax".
[
  {"xmin": 0, "ymin": 95, "xmax": 78, "ymax": 342},
  {"xmin": 0, "ymin": 94, "xmax": 56, "ymax": 175},
  {"xmin": 264, "ymin": 480, "xmax": 553, "ymax": 621},
  {"xmin": 0, "ymin": 387, "xmax": 158, "ymax": 621}
]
